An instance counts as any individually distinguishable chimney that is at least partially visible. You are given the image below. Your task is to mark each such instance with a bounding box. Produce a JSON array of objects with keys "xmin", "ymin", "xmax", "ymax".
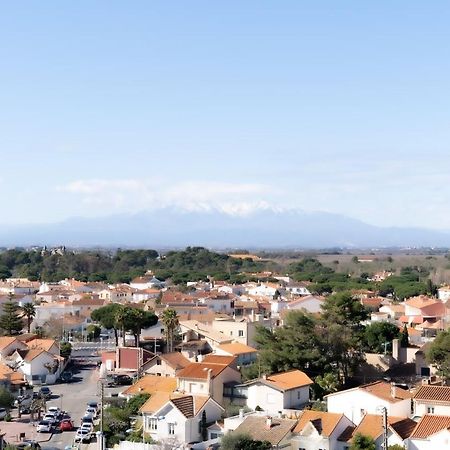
[
  {"xmin": 239, "ymin": 408, "xmax": 244, "ymax": 419},
  {"xmin": 262, "ymin": 374, "xmax": 267, "ymax": 380},
  {"xmin": 391, "ymin": 382, "xmax": 396, "ymax": 399},
  {"xmin": 265, "ymin": 417, "xmax": 272, "ymax": 429}
]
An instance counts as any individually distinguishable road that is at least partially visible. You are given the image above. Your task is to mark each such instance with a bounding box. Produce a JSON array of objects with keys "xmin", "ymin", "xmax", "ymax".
[{"xmin": 41, "ymin": 349, "xmax": 103, "ymax": 450}]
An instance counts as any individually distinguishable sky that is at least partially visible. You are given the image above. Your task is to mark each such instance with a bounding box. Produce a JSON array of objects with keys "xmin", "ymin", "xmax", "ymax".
[{"xmin": 1, "ymin": 1, "xmax": 450, "ymax": 229}]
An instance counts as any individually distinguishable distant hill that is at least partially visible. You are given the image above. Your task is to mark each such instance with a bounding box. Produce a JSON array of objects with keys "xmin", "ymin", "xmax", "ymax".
[{"xmin": 1, "ymin": 207, "xmax": 450, "ymax": 248}]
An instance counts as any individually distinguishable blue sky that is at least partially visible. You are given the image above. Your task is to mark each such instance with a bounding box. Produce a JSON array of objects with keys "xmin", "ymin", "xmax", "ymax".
[{"xmin": 1, "ymin": 2, "xmax": 450, "ymax": 229}]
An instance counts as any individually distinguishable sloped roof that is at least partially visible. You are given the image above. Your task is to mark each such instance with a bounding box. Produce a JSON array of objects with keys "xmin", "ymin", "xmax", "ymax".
[
  {"xmin": 217, "ymin": 342, "xmax": 258, "ymax": 355},
  {"xmin": 176, "ymin": 362, "xmax": 231, "ymax": 380},
  {"xmin": 121, "ymin": 375, "xmax": 177, "ymax": 396},
  {"xmin": 414, "ymin": 385, "xmax": 450, "ymax": 403},
  {"xmin": 159, "ymin": 352, "xmax": 191, "ymax": 370},
  {"xmin": 202, "ymin": 354, "xmax": 237, "ymax": 366},
  {"xmin": 0, "ymin": 337, "xmax": 18, "ymax": 351},
  {"xmin": 294, "ymin": 411, "xmax": 346, "ymax": 436},
  {"xmin": 233, "ymin": 416, "xmax": 297, "ymax": 446},
  {"xmin": 179, "ymin": 320, "xmax": 232, "ymax": 344},
  {"xmin": 27, "ymin": 339, "xmax": 57, "ymax": 352},
  {"xmin": 327, "ymin": 381, "xmax": 411, "ymax": 403},
  {"xmin": 411, "ymin": 415, "xmax": 450, "ymax": 439},
  {"xmin": 346, "ymin": 414, "xmax": 416, "ymax": 441}
]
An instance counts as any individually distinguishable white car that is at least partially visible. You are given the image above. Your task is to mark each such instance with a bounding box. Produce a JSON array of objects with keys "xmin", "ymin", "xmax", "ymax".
[
  {"xmin": 36, "ymin": 420, "xmax": 52, "ymax": 432},
  {"xmin": 74, "ymin": 428, "xmax": 91, "ymax": 443},
  {"xmin": 80, "ymin": 423, "xmax": 93, "ymax": 433},
  {"xmin": 43, "ymin": 413, "xmax": 57, "ymax": 425},
  {"xmin": 48, "ymin": 406, "xmax": 61, "ymax": 417},
  {"xmin": 85, "ymin": 407, "xmax": 97, "ymax": 417}
]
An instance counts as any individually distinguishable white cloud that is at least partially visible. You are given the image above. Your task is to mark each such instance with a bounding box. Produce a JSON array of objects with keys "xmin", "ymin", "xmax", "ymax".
[{"xmin": 58, "ymin": 178, "xmax": 280, "ymax": 216}]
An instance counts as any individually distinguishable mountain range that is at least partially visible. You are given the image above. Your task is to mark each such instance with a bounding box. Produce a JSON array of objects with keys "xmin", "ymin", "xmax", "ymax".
[{"xmin": 1, "ymin": 207, "xmax": 450, "ymax": 249}]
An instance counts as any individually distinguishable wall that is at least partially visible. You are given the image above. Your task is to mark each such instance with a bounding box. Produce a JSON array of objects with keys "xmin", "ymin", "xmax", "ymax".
[
  {"xmin": 414, "ymin": 401, "xmax": 450, "ymax": 416},
  {"xmin": 246, "ymin": 383, "xmax": 284, "ymax": 414}
]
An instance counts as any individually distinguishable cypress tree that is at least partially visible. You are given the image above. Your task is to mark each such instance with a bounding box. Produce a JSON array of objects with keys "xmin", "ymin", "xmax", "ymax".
[{"xmin": 0, "ymin": 295, "xmax": 23, "ymax": 335}]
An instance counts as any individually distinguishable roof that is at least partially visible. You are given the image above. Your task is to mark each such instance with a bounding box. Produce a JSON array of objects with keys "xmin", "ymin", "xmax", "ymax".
[
  {"xmin": 287, "ymin": 295, "xmax": 324, "ymax": 308},
  {"xmin": 27, "ymin": 339, "xmax": 57, "ymax": 352},
  {"xmin": 217, "ymin": 342, "xmax": 258, "ymax": 355},
  {"xmin": 411, "ymin": 415, "xmax": 450, "ymax": 439},
  {"xmin": 347, "ymin": 415, "xmax": 416, "ymax": 441},
  {"xmin": 0, "ymin": 337, "xmax": 18, "ymax": 351},
  {"xmin": 171, "ymin": 395, "xmax": 211, "ymax": 418},
  {"xmin": 202, "ymin": 354, "xmax": 237, "ymax": 366},
  {"xmin": 327, "ymin": 381, "xmax": 412, "ymax": 403},
  {"xmin": 121, "ymin": 375, "xmax": 177, "ymax": 396},
  {"xmin": 414, "ymin": 385, "xmax": 450, "ymax": 403},
  {"xmin": 176, "ymin": 361, "xmax": 232, "ymax": 380},
  {"xmin": 158, "ymin": 352, "xmax": 191, "ymax": 370},
  {"xmin": 179, "ymin": 320, "xmax": 233, "ymax": 344},
  {"xmin": 233, "ymin": 416, "xmax": 297, "ymax": 446},
  {"xmin": 294, "ymin": 411, "xmax": 345, "ymax": 436},
  {"xmin": 19, "ymin": 348, "xmax": 50, "ymax": 362},
  {"xmin": 243, "ymin": 369, "xmax": 313, "ymax": 391},
  {"xmin": 404, "ymin": 296, "xmax": 439, "ymax": 309}
]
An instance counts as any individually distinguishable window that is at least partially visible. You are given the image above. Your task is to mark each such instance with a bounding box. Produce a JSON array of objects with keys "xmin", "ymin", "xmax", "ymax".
[
  {"xmin": 148, "ymin": 418, "xmax": 157, "ymax": 431},
  {"xmin": 297, "ymin": 390, "xmax": 301, "ymax": 400},
  {"xmin": 230, "ymin": 331, "xmax": 233, "ymax": 336},
  {"xmin": 156, "ymin": 360, "xmax": 161, "ymax": 365},
  {"xmin": 238, "ymin": 330, "xmax": 244, "ymax": 337},
  {"xmin": 168, "ymin": 423, "xmax": 175, "ymax": 435},
  {"xmin": 427, "ymin": 406, "xmax": 435, "ymax": 414}
]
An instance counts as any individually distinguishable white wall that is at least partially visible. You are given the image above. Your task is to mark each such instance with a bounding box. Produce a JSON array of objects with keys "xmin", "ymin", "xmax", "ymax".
[
  {"xmin": 415, "ymin": 401, "xmax": 450, "ymax": 416},
  {"xmin": 246, "ymin": 383, "xmax": 284, "ymax": 414}
]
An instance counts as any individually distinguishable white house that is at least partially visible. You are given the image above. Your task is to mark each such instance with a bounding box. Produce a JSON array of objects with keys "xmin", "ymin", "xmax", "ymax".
[
  {"xmin": 285, "ymin": 283, "xmax": 311, "ymax": 296},
  {"xmin": 216, "ymin": 342, "xmax": 258, "ymax": 366},
  {"xmin": 326, "ymin": 381, "xmax": 412, "ymax": 425},
  {"xmin": 291, "ymin": 410, "xmax": 355, "ymax": 450},
  {"xmin": 0, "ymin": 337, "xmax": 28, "ymax": 362},
  {"xmin": 413, "ymin": 385, "xmax": 450, "ymax": 416},
  {"xmin": 285, "ymin": 295, "xmax": 325, "ymax": 314},
  {"xmin": 130, "ymin": 276, "xmax": 164, "ymax": 290},
  {"xmin": 239, "ymin": 369, "xmax": 313, "ymax": 414},
  {"xmin": 408, "ymin": 414, "xmax": 450, "ymax": 450},
  {"xmin": 141, "ymin": 393, "xmax": 224, "ymax": 444},
  {"xmin": 143, "ymin": 352, "xmax": 191, "ymax": 378},
  {"xmin": 247, "ymin": 283, "xmax": 280, "ymax": 297},
  {"xmin": 179, "ymin": 320, "xmax": 233, "ymax": 352}
]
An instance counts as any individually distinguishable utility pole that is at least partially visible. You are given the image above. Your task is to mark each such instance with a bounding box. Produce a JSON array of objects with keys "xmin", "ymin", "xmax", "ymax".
[{"xmin": 382, "ymin": 406, "xmax": 388, "ymax": 450}]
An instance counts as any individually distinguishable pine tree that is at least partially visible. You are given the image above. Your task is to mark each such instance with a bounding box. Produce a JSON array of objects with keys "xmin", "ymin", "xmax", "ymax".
[
  {"xmin": 400, "ymin": 324, "xmax": 409, "ymax": 348},
  {"xmin": 0, "ymin": 295, "xmax": 23, "ymax": 335}
]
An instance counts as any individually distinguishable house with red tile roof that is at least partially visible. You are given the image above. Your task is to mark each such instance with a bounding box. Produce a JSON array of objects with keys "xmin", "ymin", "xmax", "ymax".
[
  {"xmin": 237, "ymin": 369, "xmax": 313, "ymax": 415},
  {"xmin": 413, "ymin": 385, "xmax": 450, "ymax": 417},
  {"xmin": 142, "ymin": 352, "xmax": 191, "ymax": 378},
  {"xmin": 140, "ymin": 393, "xmax": 223, "ymax": 444},
  {"xmin": 326, "ymin": 381, "xmax": 412, "ymax": 425},
  {"xmin": 291, "ymin": 410, "xmax": 355, "ymax": 450},
  {"xmin": 340, "ymin": 414, "xmax": 417, "ymax": 449},
  {"xmin": 408, "ymin": 414, "xmax": 450, "ymax": 450}
]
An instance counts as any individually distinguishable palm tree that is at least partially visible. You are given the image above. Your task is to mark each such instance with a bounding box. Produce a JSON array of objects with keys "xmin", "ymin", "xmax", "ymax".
[
  {"xmin": 21, "ymin": 302, "xmax": 36, "ymax": 333},
  {"xmin": 161, "ymin": 309, "xmax": 179, "ymax": 353}
]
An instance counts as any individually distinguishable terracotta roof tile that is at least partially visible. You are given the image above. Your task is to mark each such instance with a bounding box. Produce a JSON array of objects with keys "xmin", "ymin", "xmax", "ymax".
[
  {"xmin": 265, "ymin": 370, "xmax": 313, "ymax": 391},
  {"xmin": 294, "ymin": 411, "xmax": 345, "ymax": 436},
  {"xmin": 348, "ymin": 415, "xmax": 416, "ymax": 441},
  {"xmin": 0, "ymin": 337, "xmax": 17, "ymax": 351},
  {"xmin": 121, "ymin": 375, "xmax": 177, "ymax": 396},
  {"xmin": 414, "ymin": 385, "xmax": 450, "ymax": 403},
  {"xmin": 217, "ymin": 342, "xmax": 258, "ymax": 355},
  {"xmin": 176, "ymin": 362, "xmax": 231, "ymax": 380},
  {"xmin": 159, "ymin": 352, "xmax": 191, "ymax": 370},
  {"xmin": 358, "ymin": 381, "xmax": 412, "ymax": 403},
  {"xmin": 411, "ymin": 414, "xmax": 450, "ymax": 439}
]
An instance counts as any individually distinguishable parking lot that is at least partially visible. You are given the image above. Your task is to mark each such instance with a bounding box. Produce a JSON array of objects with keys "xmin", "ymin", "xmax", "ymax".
[{"xmin": 2, "ymin": 348, "xmax": 123, "ymax": 450}]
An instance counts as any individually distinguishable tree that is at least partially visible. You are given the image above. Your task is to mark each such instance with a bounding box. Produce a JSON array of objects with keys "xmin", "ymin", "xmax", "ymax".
[
  {"xmin": 399, "ymin": 324, "xmax": 409, "ymax": 348},
  {"xmin": 388, "ymin": 445, "xmax": 405, "ymax": 450},
  {"xmin": 364, "ymin": 322, "xmax": 400, "ymax": 353},
  {"xmin": 91, "ymin": 303, "xmax": 122, "ymax": 345},
  {"xmin": 350, "ymin": 433, "xmax": 376, "ymax": 450},
  {"xmin": 426, "ymin": 330, "xmax": 450, "ymax": 382},
  {"xmin": 21, "ymin": 302, "xmax": 36, "ymax": 333},
  {"xmin": 315, "ymin": 372, "xmax": 340, "ymax": 397},
  {"xmin": 0, "ymin": 295, "xmax": 23, "ymax": 335},
  {"xmin": 60, "ymin": 342, "xmax": 72, "ymax": 359},
  {"xmin": 127, "ymin": 393, "xmax": 150, "ymax": 415},
  {"xmin": 220, "ymin": 433, "xmax": 271, "ymax": 450},
  {"xmin": 0, "ymin": 387, "xmax": 14, "ymax": 410},
  {"xmin": 87, "ymin": 324, "xmax": 101, "ymax": 341},
  {"xmin": 200, "ymin": 409, "xmax": 207, "ymax": 441},
  {"xmin": 161, "ymin": 309, "xmax": 179, "ymax": 353}
]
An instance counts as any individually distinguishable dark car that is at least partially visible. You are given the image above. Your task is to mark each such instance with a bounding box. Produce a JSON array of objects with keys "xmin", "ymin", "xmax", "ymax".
[
  {"xmin": 106, "ymin": 374, "xmax": 133, "ymax": 387},
  {"xmin": 39, "ymin": 386, "xmax": 51, "ymax": 399}
]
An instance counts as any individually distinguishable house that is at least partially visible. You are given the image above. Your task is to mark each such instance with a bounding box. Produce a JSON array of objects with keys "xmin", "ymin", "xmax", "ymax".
[
  {"xmin": 10, "ymin": 348, "xmax": 63, "ymax": 385},
  {"xmin": 130, "ymin": 276, "xmax": 164, "ymax": 290},
  {"xmin": 408, "ymin": 414, "xmax": 450, "ymax": 450},
  {"xmin": 413, "ymin": 385, "xmax": 450, "ymax": 416},
  {"xmin": 176, "ymin": 355, "xmax": 241, "ymax": 404},
  {"xmin": 403, "ymin": 296, "xmax": 446, "ymax": 323},
  {"xmin": 285, "ymin": 295, "xmax": 324, "ymax": 314},
  {"xmin": 238, "ymin": 369, "xmax": 313, "ymax": 414},
  {"xmin": 26, "ymin": 338, "xmax": 60, "ymax": 357},
  {"xmin": 231, "ymin": 415, "xmax": 298, "ymax": 449},
  {"xmin": 179, "ymin": 320, "xmax": 233, "ymax": 352},
  {"xmin": 326, "ymin": 381, "xmax": 412, "ymax": 425},
  {"xmin": 291, "ymin": 410, "xmax": 355, "ymax": 450},
  {"xmin": 143, "ymin": 352, "xmax": 191, "ymax": 377},
  {"xmin": 216, "ymin": 342, "xmax": 258, "ymax": 366},
  {"xmin": 247, "ymin": 283, "xmax": 280, "ymax": 298},
  {"xmin": 379, "ymin": 304, "xmax": 405, "ymax": 320},
  {"xmin": 141, "ymin": 392, "xmax": 224, "ymax": 444},
  {"xmin": 104, "ymin": 347, "xmax": 154, "ymax": 374},
  {"xmin": 342, "ymin": 414, "xmax": 417, "ymax": 450},
  {"xmin": 285, "ymin": 282, "xmax": 311, "ymax": 297}
]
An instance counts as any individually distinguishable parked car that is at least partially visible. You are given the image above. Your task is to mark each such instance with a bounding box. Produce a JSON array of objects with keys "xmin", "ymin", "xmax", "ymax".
[
  {"xmin": 36, "ymin": 420, "xmax": 52, "ymax": 433},
  {"xmin": 16, "ymin": 440, "xmax": 41, "ymax": 449},
  {"xmin": 14, "ymin": 395, "xmax": 33, "ymax": 408},
  {"xmin": 74, "ymin": 428, "xmax": 91, "ymax": 443},
  {"xmin": 43, "ymin": 413, "xmax": 58, "ymax": 425},
  {"xmin": 0, "ymin": 408, "xmax": 7, "ymax": 420},
  {"xmin": 48, "ymin": 406, "xmax": 61, "ymax": 418},
  {"xmin": 80, "ymin": 422, "xmax": 93, "ymax": 433},
  {"xmin": 39, "ymin": 386, "xmax": 51, "ymax": 399},
  {"xmin": 81, "ymin": 414, "xmax": 94, "ymax": 425},
  {"xmin": 85, "ymin": 407, "xmax": 97, "ymax": 417},
  {"xmin": 87, "ymin": 401, "xmax": 98, "ymax": 411},
  {"xmin": 60, "ymin": 419, "xmax": 74, "ymax": 431},
  {"xmin": 106, "ymin": 374, "xmax": 132, "ymax": 386}
]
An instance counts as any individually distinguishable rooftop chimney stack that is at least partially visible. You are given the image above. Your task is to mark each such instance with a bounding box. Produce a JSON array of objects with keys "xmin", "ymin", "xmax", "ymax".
[
  {"xmin": 265, "ymin": 417, "xmax": 272, "ymax": 429},
  {"xmin": 391, "ymin": 382, "xmax": 396, "ymax": 399}
]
